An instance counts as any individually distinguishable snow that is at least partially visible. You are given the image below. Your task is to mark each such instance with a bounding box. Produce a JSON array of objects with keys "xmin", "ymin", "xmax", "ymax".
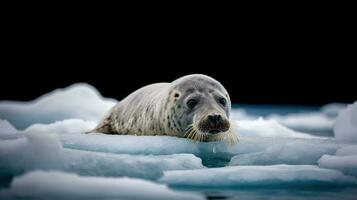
[
  {"xmin": 333, "ymin": 101, "xmax": 357, "ymax": 142},
  {"xmin": 0, "ymin": 83, "xmax": 116, "ymax": 129},
  {"xmin": 0, "ymin": 132, "xmax": 204, "ymax": 179},
  {"xmin": 0, "ymin": 170, "xmax": 204, "ymax": 200},
  {"xmin": 159, "ymin": 165, "xmax": 356, "ymax": 187}
]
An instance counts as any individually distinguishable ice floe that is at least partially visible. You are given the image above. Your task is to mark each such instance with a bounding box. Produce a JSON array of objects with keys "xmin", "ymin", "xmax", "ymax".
[
  {"xmin": 0, "ymin": 170, "xmax": 204, "ymax": 200},
  {"xmin": 159, "ymin": 165, "xmax": 356, "ymax": 188},
  {"xmin": 333, "ymin": 101, "xmax": 357, "ymax": 143},
  {"xmin": 0, "ymin": 132, "xmax": 204, "ymax": 179},
  {"xmin": 0, "ymin": 83, "xmax": 116, "ymax": 129}
]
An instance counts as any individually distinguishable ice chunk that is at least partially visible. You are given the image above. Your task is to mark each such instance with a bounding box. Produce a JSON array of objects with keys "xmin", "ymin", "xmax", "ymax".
[
  {"xmin": 237, "ymin": 118, "xmax": 319, "ymax": 138},
  {"xmin": 159, "ymin": 165, "xmax": 356, "ymax": 187},
  {"xmin": 336, "ymin": 145, "xmax": 357, "ymax": 156},
  {"xmin": 0, "ymin": 83, "xmax": 116, "ymax": 129},
  {"xmin": 24, "ymin": 119, "xmax": 96, "ymax": 134},
  {"xmin": 0, "ymin": 119, "xmax": 17, "ymax": 134},
  {"xmin": 0, "ymin": 170, "xmax": 204, "ymax": 200},
  {"xmin": 0, "ymin": 133, "xmax": 204, "ymax": 179},
  {"xmin": 334, "ymin": 101, "xmax": 357, "ymax": 142},
  {"xmin": 267, "ymin": 113, "xmax": 334, "ymax": 135},
  {"xmin": 322, "ymin": 103, "xmax": 347, "ymax": 117},
  {"xmin": 229, "ymin": 139, "xmax": 339, "ymax": 166},
  {"xmin": 319, "ymin": 155, "xmax": 357, "ymax": 177}
]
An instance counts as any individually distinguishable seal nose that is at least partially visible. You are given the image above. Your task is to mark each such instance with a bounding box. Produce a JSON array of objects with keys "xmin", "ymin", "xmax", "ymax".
[{"xmin": 208, "ymin": 114, "xmax": 222, "ymax": 126}]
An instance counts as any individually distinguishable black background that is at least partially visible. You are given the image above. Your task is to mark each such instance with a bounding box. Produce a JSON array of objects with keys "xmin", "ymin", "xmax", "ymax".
[{"xmin": 1, "ymin": 10, "xmax": 356, "ymax": 105}]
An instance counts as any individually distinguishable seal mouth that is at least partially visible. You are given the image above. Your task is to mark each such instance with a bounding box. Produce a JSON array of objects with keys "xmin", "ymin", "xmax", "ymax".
[{"xmin": 208, "ymin": 129, "xmax": 221, "ymax": 134}]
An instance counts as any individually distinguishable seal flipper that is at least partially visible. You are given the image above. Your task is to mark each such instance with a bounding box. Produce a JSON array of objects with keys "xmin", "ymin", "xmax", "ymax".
[{"xmin": 86, "ymin": 114, "xmax": 116, "ymax": 134}]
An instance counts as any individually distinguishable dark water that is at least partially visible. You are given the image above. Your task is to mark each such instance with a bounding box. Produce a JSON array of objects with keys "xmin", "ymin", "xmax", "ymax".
[{"xmin": 173, "ymin": 187, "xmax": 357, "ymax": 200}]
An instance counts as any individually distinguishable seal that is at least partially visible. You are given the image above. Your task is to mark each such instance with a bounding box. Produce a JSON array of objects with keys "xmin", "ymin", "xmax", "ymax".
[{"xmin": 90, "ymin": 74, "xmax": 238, "ymax": 144}]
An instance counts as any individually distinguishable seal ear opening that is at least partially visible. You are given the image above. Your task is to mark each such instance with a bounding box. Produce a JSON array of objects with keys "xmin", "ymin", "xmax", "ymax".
[{"xmin": 174, "ymin": 93, "xmax": 180, "ymax": 98}]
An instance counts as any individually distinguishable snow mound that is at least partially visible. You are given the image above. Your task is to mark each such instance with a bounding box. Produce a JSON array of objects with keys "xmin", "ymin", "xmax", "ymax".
[
  {"xmin": 0, "ymin": 133, "xmax": 204, "ymax": 179},
  {"xmin": 334, "ymin": 101, "xmax": 357, "ymax": 142},
  {"xmin": 159, "ymin": 165, "xmax": 356, "ymax": 188},
  {"xmin": 0, "ymin": 83, "xmax": 117, "ymax": 129},
  {"xmin": 0, "ymin": 170, "xmax": 204, "ymax": 200}
]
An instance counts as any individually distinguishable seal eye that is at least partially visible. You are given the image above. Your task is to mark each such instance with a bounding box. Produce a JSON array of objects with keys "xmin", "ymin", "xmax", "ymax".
[
  {"xmin": 187, "ymin": 99, "xmax": 198, "ymax": 109},
  {"xmin": 219, "ymin": 98, "xmax": 227, "ymax": 106}
]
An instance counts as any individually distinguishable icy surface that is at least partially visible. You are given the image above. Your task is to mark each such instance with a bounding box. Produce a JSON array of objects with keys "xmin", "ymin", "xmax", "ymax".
[
  {"xmin": 0, "ymin": 170, "xmax": 204, "ymax": 200},
  {"xmin": 0, "ymin": 83, "xmax": 116, "ymax": 129},
  {"xmin": 0, "ymin": 83, "xmax": 356, "ymax": 199},
  {"xmin": 318, "ymin": 144, "xmax": 357, "ymax": 177},
  {"xmin": 0, "ymin": 133, "xmax": 204, "ymax": 179},
  {"xmin": 319, "ymin": 155, "xmax": 357, "ymax": 177},
  {"xmin": 336, "ymin": 145, "xmax": 357, "ymax": 156},
  {"xmin": 159, "ymin": 165, "xmax": 356, "ymax": 187},
  {"xmin": 0, "ymin": 119, "xmax": 17, "ymax": 134},
  {"xmin": 229, "ymin": 138, "xmax": 339, "ymax": 165},
  {"xmin": 334, "ymin": 101, "xmax": 357, "ymax": 142}
]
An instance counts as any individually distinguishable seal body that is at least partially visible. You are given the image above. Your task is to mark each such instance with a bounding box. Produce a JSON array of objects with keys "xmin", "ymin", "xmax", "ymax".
[{"xmin": 91, "ymin": 74, "xmax": 238, "ymax": 144}]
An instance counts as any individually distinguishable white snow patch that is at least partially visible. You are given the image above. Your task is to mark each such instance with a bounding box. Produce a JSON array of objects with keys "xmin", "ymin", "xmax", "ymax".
[{"xmin": 0, "ymin": 170, "xmax": 204, "ymax": 200}]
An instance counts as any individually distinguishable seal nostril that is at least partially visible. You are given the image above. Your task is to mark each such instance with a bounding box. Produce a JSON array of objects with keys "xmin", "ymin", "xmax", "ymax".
[{"xmin": 208, "ymin": 114, "xmax": 221, "ymax": 124}]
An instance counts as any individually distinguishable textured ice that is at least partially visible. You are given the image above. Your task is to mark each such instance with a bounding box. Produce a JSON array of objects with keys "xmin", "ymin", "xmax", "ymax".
[
  {"xmin": 0, "ymin": 83, "xmax": 116, "ymax": 129},
  {"xmin": 159, "ymin": 165, "xmax": 356, "ymax": 187},
  {"xmin": 0, "ymin": 133, "xmax": 204, "ymax": 179},
  {"xmin": 0, "ymin": 170, "xmax": 204, "ymax": 200},
  {"xmin": 334, "ymin": 101, "xmax": 357, "ymax": 142},
  {"xmin": 229, "ymin": 138, "xmax": 340, "ymax": 165},
  {"xmin": 318, "ymin": 144, "xmax": 357, "ymax": 177},
  {"xmin": 319, "ymin": 155, "xmax": 357, "ymax": 177}
]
